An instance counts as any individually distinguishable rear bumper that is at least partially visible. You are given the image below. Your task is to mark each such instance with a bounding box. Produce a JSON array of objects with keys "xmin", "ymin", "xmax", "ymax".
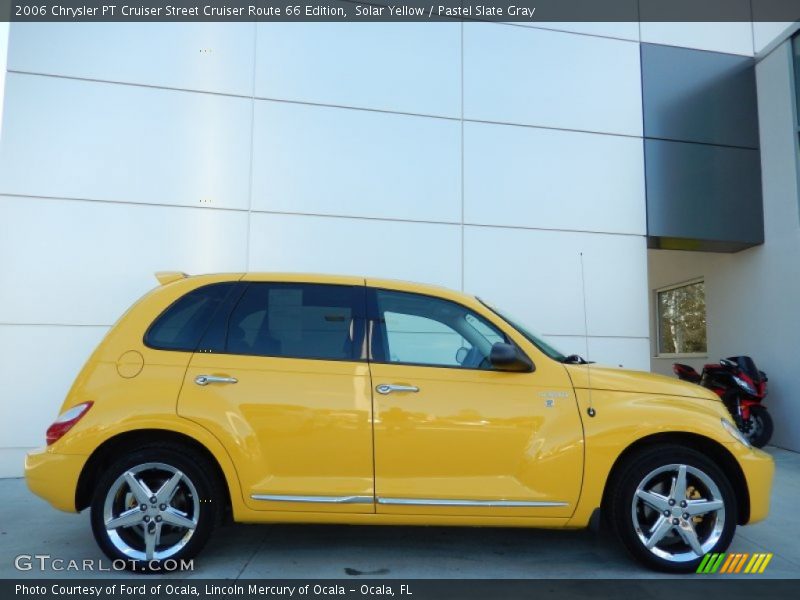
[
  {"xmin": 25, "ymin": 447, "xmax": 86, "ymax": 513},
  {"xmin": 735, "ymin": 445, "xmax": 774, "ymax": 524}
]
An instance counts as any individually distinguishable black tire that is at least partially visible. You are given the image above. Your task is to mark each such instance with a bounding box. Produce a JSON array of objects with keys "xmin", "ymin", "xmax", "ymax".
[
  {"xmin": 605, "ymin": 444, "xmax": 737, "ymax": 573},
  {"xmin": 90, "ymin": 444, "xmax": 222, "ymax": 572},
  {"xmin": 746, "ymin": 406, "xmax": 773, "ymax": 448}
]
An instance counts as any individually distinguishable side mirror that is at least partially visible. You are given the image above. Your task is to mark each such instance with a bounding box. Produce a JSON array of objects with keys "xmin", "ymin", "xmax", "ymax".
[{"xmin": 490, "ymin": 342, "xmax": 534, "ymax": 372}]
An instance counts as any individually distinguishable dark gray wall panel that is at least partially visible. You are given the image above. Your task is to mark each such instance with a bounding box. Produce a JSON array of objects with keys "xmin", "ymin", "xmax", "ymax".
[
  {"xmin": 641, "ymin": 43, "xmax": 759, "ymax": 149},
  {"xmin": 645, "ymin": 139, "xmax": 764, "ymax": 248}
]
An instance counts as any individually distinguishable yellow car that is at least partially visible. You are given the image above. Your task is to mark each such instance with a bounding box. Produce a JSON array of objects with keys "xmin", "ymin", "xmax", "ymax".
[{"xmin": 25, "ymin": 273, "xmax": 773, "ymax": 572}]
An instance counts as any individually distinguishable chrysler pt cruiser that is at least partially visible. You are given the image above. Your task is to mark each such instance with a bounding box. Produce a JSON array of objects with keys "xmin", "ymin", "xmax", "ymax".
[{"xmin": 25, "ymin": 273, "xmax": 774, "ymax": 572}]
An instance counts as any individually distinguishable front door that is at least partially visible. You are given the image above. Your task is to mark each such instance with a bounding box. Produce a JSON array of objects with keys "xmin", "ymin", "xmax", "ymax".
[
  {"xmin": 366, "ymin": 283, "xmax": 583, "ymax": 518},
  {"xmin": 178, "ymin": 277, "xmax": 375, "ymax": 513}
]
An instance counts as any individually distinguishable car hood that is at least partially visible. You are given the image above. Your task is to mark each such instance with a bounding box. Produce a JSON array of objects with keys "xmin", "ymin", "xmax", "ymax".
[{"xmin": 563, "ymin": 363, "xmax": 720, "ymax": 402}]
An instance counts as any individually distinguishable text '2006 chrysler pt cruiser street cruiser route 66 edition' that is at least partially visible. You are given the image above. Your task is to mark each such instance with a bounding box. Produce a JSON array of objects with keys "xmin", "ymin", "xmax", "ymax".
[{"xmin": 25, "ymin": 272, "xmax": 774, "ymax": 572}]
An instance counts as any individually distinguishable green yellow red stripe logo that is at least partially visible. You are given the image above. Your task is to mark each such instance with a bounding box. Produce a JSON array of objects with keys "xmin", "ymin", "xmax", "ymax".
[{"xmin": 696, "ymin": 552, "xmax": 773, "ymax": 574}]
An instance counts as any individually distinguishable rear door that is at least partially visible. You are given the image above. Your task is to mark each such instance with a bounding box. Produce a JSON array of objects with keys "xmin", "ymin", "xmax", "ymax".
[{"xmin": 177, "ymin": 276, "xmax": 375, "ymax": 513}]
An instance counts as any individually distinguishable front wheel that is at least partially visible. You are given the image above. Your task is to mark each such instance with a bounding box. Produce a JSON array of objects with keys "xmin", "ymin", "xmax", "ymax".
[
  {"xmin": 90, "ymin": 446, "xmax": 220, "ymax": 571},
  {"xmin": 606, "ymin": 445, "xmax": 737, "ymax": 572},
  {"xmin": 745, "ymin": 405, "xmax": 773, "ymax": 448}
]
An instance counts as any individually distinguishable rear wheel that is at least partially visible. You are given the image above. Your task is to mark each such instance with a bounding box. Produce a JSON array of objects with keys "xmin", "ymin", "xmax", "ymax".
[
  {"xmin": 90, "ymin": 445, "xmax": 220, "ymax": 571},
  {"xmin": 606, "ymin": 445, "xmax": 737, "ymax": 572},
  {"xmin": 745, "ymin": 406, "xmax": 773, "ymax": 448}
]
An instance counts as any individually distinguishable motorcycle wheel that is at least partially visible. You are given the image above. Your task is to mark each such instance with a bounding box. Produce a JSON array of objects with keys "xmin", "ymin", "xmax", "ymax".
[{"xmin": 745, "ymin": 405, "xmax": 773, "ymax": 448}]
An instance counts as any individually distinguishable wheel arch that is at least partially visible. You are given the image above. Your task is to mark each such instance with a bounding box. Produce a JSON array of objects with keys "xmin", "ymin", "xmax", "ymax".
[
  {"xmin": 601, "ymin": 432, "xmax": 750, "ymax": 525},
  {"xmin": 75, "ymin": 429, "xmax": 234, "ymax": 520}
]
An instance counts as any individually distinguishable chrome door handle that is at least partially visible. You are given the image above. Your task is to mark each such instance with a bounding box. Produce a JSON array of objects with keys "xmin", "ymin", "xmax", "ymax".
[
  {"xmin": 195, "ymin": 375, "xmax": 238, "ymax": 386},
  {"xmin": 376, "ymin": 384, "xmax": 419, "ymax": 395}
]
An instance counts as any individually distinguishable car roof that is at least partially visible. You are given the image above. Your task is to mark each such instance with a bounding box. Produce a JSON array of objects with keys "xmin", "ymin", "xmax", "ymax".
[{"xmin": 159, "ymin": 272, "xmax": 474, "ymax": 304}]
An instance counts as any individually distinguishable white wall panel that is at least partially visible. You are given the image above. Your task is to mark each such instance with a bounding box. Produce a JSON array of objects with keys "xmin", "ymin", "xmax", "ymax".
[
  {"xmin": 640, "ymin": 22, "xmax": 754, "ymax": 56},
  {"xmin": 8, "ymin": 23, "xmax": 255, "ymax": 95},
  {"xmin": 580, "ymin": 234, "xmax": 649, "ymax": 338},
  {"xmin": 519, "ymin": 22, "xmax": 639, "ymax": 41},
  {"xmin": 753, "ymin": 22, "xmax": 798, "ymax": 54},
  {"xmin": 255, "ymin": 23, "xmax": 460, "ymax": 117},
  {"xmin": 0, "ymin": 196, "xmax": 248, "ymax": 325},
  {"xmin": 544, "ymin": 335, "xmax": 651, "ymax": 371},
  {"xmin": 464, "ymin": 226, "xmax": 649, "ymax": 339},
  {"xmin": 252, "ymin": 101, "xmax": 461, "ymax": 223},
  {"xmin": 248, "ymin": 213, "xmax": 461, "ymax": 290},
  {"xmin": 0, "ymin": 22, "xmax": 8, "ymax": 143},
  {"xmin": 0, "ymin": 73, "xmax": 252, "ymax": 209},
  {"xmin": 536, "ymin": 335, "xmax": 588, "ymax": 360},
  {"xmin": 464, "ymin": 23, "xmax": 642, "ymax": 136},
  {"xmin": 587, "ymin": 337, "xmax": 652, "ymax": 371},
  {"xmin": 0, "ymin": 324, "xmax": 108, "ymax": 449},
  {"xmin": 0, "ymin": 449, "xmax": 28, "ymax": 479},
  {"xmin": 464, "ymin": 122, "xmax": 645, "ymax": 235}
]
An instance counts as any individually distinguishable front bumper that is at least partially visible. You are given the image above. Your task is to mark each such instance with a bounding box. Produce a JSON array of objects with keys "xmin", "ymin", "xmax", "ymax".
[
  {"xmin": 25, "ymin": 447, "xmax": 87, "ymax": 513},
  {"xmin": 734, "ymin": 445, "xmax": 774, "ymax": 524}
]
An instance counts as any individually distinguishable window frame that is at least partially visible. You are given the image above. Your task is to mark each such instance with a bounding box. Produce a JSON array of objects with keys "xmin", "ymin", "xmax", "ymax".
[
  {"xmin": 210, "ymin": 281, "xmax": 368, "ymax": 363},
  {"xmin": 654, "ymin": 277, "xmax": 708, "ymax": 359},
  {"xmin": 366, "ymin": 287, "xmax": 529, "ymax": 372}
]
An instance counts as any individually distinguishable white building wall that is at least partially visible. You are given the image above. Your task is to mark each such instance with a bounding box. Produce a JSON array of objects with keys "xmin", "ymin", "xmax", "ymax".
[
  {"xmin": 0, "ymin": 22, "xmax": 7, "ymax": 140},
  {"xmin": 0, "ymin": 21, "xmax": 763, "ymax": 476},
  {"xmin": 650, "ymin": 39, "xmax": 800, "ymax": 452}
]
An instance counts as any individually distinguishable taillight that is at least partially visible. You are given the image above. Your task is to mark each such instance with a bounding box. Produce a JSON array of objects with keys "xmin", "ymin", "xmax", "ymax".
[{"xmin": 46, "ymin": 402, "xmax": 93, "ymax": 445}]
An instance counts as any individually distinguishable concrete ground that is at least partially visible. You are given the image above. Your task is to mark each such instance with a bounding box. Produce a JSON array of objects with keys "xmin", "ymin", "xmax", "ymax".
[{"xmin": 1, "ymin": 447, "xmax": 798, "ymax": 579}]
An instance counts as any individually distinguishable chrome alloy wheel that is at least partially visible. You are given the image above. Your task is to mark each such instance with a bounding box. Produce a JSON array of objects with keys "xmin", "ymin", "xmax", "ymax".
[
  {"xmin": 103, "ymin": 462, "xmax": 200, "ymax": 561},
  {"xmin": 631, "ymin": 464, "xmax": 726, "ymax": 563}
]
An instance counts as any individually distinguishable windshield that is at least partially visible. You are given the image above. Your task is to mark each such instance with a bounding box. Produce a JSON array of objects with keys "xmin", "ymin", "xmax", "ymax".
[{"xmin": 478, "ymin": 298, "xmax": 567, "ymax": 362}]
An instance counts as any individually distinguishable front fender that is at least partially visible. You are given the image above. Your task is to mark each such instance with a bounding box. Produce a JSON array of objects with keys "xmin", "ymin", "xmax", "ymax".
[{"xmin": 567, "ymin": 389, "xmax": 740, "ymax": 527}]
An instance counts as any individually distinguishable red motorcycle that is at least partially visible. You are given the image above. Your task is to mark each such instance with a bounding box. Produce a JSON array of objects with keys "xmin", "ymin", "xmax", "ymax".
[{"xmin": 673, "ymin": 356, "xmax": 773, "ymax": 448}]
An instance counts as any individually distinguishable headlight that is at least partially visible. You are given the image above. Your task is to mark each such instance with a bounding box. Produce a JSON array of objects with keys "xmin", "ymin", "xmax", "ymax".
[
  {"xmin": 721, "ymin": 418, "xmax": 751, "ymax": 448},
  {"xmin": 732, "ymin": 375, "xmax": 757, "ymax": 395}
]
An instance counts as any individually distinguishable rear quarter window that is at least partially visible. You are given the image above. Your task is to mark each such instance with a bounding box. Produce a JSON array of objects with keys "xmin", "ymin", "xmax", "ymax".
[{"xmin": 144, "ymin": 282, "xmax": 236, "ymax": 352}]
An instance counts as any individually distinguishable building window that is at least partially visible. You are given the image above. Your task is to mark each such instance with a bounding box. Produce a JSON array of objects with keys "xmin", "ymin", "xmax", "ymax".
[{"xmin": 656, "ymin": 279, "xmax": 707, "ymax": 356}]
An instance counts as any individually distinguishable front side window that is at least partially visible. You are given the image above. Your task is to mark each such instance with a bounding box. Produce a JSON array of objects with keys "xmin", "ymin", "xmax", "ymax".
[
  {"xmin": 371, "ymin": 289, "xmax": 509, "ymax": 369},
  {"xmin": 656, "ymin": 280, "xmax": 707, "ymax": 356},
  {"xmin": 226, "ymin": 283, "xmax": 363, "ymax": 361},
  {"xmin": 145, "ymin": 283, "xmax": 236, "ymax": 351}
]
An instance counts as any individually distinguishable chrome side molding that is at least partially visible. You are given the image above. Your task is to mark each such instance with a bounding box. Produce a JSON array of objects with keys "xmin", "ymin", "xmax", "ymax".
[
  {"xmin": 250, "ymin": 494, "xmax": 373, "ymax": 504},
  {"xmin": 250, "ymin": 494, "xmax": 568, "ymax": 508},
  {"xmin": 377, "ymin": 498, "xmax": 569, "ymax": 508}
]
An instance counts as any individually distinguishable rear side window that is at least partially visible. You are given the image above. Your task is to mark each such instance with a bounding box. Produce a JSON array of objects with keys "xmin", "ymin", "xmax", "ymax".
[
  {"xmin": 226, "ymin": 283, "xmax": 364, "ymax": 361},
  {"xmin": 145, "ymin": 283, "xmax": 236, "ymax": 351}
]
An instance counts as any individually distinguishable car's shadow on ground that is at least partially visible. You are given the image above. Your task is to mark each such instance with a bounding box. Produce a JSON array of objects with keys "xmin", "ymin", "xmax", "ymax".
[{"xmin": 201, "ymin": 521, "xmax": 646, "ymax": 579}]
